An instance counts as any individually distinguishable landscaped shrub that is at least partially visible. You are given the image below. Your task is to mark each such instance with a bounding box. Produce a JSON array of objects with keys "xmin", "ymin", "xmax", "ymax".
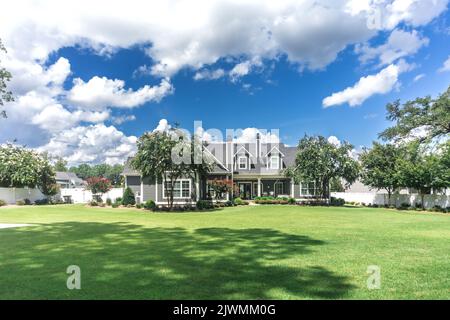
[
  {"xmin": 225, "ymin": 200, "xmax": 234, "ymax": 207},
  {"xmin": 126, "ymin": 204, "xmax": 134, "ymax": 208},
  {"xmin": 233, "ymin": 197, "xmax": 245, "ymax": 205},
  {"xmin": 24, "ymin": 198, "xmax": 31, "ymax": 205},
  {"xmin": 196, "ymin": 200, "xmax": 214, "ymax": 210},
  {"xmin": 122, "ymin": 187, "xmax": 135, "ymax": 206},
  {"xmin": 106, "ymin": 198, "xmax": 112, "ymax": 206},
  {"xmin": 35, "ymin": 199, "xmax": 49, "ymax": 205},
  {"xmin": 330, "ymin": 197, "xmax": 345, "ymax": 206},
  {"xmin": 136, "ymin": 204, "xmax": 142, "ymax": 209},
  {"xmin": 89, "ymin": 200, "xmax": 98, "ymax": 206},
  {"xmin": 144, "ymin": 199, "xmax": 156, "ymax": 211},
  {"xmin": 115, "ymin": 197, "xmax": 122, "ymax": 205},
  {"xmin": 399, "ymin": 203, "xmax": 410, "ymax": 210},
  {"xmin": 0, "ymin": 199, "xmax": 6, "ymax": 207},
  {"xmin": 111, "ymin": 203, "xmax": 119, "ymax": 208},
  {"xmin": 16, "ymin": 200, "xmax": 25, "ymax": 206},
  {"xmin": 288, "ymin": 198, "xmax": 296, "ymax": 205},
  {"xmin": 99, "ymin": 202, "xmax": 106, "ymax": 207}
]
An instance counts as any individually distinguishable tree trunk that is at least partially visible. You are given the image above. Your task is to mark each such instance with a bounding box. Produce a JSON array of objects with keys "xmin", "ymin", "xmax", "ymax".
[
  {"xmin": 387, "ymin": 190, "xmax": 391, "ymax": 207},
  {"xmin": 420, "ymin": 193, "xmax": 425, "ymax": 209}
]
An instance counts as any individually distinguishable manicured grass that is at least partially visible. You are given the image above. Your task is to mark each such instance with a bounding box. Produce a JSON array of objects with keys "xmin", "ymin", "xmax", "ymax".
[{"xmin": 0, "ymin": 205, "xmax": 449, "ymax": 299}]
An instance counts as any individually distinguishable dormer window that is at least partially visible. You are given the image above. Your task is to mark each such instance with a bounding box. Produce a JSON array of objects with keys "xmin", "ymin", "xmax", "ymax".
[
  {"xmin": 270, "ymin": 155, "xmax": 279, "ymax": 169},
  {"xmin": 238, "ymin": 156, "xmax": 247, "ymax": 169}
]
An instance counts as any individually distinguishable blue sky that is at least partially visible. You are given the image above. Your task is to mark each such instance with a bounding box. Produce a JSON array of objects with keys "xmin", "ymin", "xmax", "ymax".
[{"xmin": 1, "ymin": 0, "xmax": 449, "ymax": 165}]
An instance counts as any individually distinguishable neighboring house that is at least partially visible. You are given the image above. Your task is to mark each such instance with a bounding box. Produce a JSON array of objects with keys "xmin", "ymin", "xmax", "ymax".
[
  {"xmin": 55, "ymin": 172, "xmax": 86, "ymax": 189},
  {"xmin": 123, "ymin": 134, "xmax": 320, "ymax": 205}
]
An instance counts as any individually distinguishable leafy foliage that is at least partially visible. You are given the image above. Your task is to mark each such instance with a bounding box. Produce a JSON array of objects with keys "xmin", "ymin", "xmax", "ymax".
[
  {"xmin": 0, "ymin": 145, "xmax": 57, "ymax": 196},
  {"xmin": 207, "ymin": 178, "xmax": 232, "ymax": 200},
  {"xmin": 0, "ymin": 39, "xmax": 14, "ymax": 118},
  {"xmin": 122, "ymin": 187, "xmax": 136, "ymax": 206},
  {"xmin": 144, "ymin": 199, "xmax": 156, "ymax": 210},
  {"xmin": 86, "ymin": 177, "xmax": 112, "ymax": 196},
  {"xmin": 398, "ymin": 142, "xmax": 450, "ymax": 208},
  {"xmin": 286, "ymin": 135, "xmax": 360, "ymax": 199},
  {"xmin": 69, "ymin": 163, "xmax": 124, "ymax": 186},
  {"xmin": 53, "ymin": 157, "xmax": 68, "ymax": 172},
  {"xmin": 379, "ymin": 86, "xmax": 450, "ymax": 144},
  {"xmin": 360, "ymin": 142, "xmax": 404, "ymax": 204},
  {"xmin": 132, "ymin": 125, "xmax": 214, "ymax": 208}
]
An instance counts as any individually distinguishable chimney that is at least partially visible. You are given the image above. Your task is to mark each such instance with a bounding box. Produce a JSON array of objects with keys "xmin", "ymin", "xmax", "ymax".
[{"xmin": 256, "ymin": 133, "xmax": 261, "ymax": 159}]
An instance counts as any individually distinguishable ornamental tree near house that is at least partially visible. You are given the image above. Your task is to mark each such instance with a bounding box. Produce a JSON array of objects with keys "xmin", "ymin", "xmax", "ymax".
[
  {"xmin": 207, "ymin": 178, "xmax": 233, "ymax": 201},
  {"xmin": 285, "ymin": 135, "xmax": 360, "ymax": 200},
  {"xmin": 360, "ymin": 142, "xmax": 404, "ymax": 205},
  {"xmin": 132, "ymin": 125, "xmax": 214, "ymax": 209},
  {"xmin": 86, "ymin": 177, "xmax": 112, "ymax": 202}
]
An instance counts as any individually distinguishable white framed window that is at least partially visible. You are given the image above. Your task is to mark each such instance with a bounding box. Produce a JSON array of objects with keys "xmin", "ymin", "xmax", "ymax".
[
  {"xmin": 238, "ymin": 156, "xmax": 247, "ymax": 170},
  {"xmin": 300, "ymin": 181, "xmax": 316, "ymax": 196},
  {"xmin": 270, "ymin": 155, "xmax": 280, "ymax": 169},
  {"xmin": 163, "ymin": 179, "xmax": 191, "ymax": 199}
]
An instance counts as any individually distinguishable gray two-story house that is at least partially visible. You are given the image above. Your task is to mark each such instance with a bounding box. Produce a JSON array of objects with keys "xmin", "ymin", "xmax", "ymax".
[{"xmin": 122, "ymin": 134, "xmax": 318, "ymax": 205}]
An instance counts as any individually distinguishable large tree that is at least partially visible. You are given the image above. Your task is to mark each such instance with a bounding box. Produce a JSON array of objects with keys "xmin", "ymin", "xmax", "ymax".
[
  {"xmin": 0, "ymin": 39, "xmax": 13, "ymax": 118},
  {"xmin": 359, "ymin": 142, "xmax": 404, "ymax": 205},
  {"xmin": 132, "ymin": 127, "xmax": 214, "ymax": 209},
  {"xmin": 53, "ymin": 157, "xmax": 68, "ymax": 172},
  {"xmin": 286, "ymin": 135, "xmax": 360, "ymax": 200},
  {"xmin": 0, "ymin": 145, "xmax": 58, "ymax": 196},
  {"xmin": 399, "ymin": 142, "xmax": 450, "ymax": 208},
  {"xmin": 379, "ymin": 86, "xmax": 450, "ymax": 144}
]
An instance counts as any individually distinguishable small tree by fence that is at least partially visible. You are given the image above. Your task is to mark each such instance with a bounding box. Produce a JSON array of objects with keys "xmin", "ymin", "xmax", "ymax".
[{"xmin": 85, "ymin": 177, "xmax": 112, "ymax": 202}]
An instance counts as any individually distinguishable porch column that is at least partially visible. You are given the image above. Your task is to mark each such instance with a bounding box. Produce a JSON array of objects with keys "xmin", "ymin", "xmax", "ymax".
[
  {"xmin": 291, "ymin": 178, "xmax": 295, "ymax": 198},
  {"xmin": 196, "ymin": 173, "xmax": 200, "ymax": 201},
  {"xmin": 257, "ymin": 178, "xmax": 261, "ymax": 197}
]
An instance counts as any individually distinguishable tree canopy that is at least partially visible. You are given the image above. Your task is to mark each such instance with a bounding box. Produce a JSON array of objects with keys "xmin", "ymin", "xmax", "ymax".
[
  {"xmin": 69, "ymin": 163, "xmax": 124, "ymax": 186},
  {"xmin": 0, "ymin": 38, "xmax": 13, "ymax": 118},
  {"xmin": 286, "ymin": 135, "xmax": 360, "ymax": 199},
  {"xmin": 0, "ymin": 145, "xmax": 58, "ymax": 195},
  {"xmin": 359, "ymin": 142, "xmax": 404, "ymax": 204},
  {"xmin": 132, "ymin": 126, "xmax": 214, "ymax": 208},
  {"xmin": 379, "ymin": 85, "xmax": 450, "ymax": 144}
]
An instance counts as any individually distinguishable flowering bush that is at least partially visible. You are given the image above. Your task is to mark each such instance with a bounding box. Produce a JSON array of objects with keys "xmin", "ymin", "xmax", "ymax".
[
  {"xmin": 86, "ymin": 177, "xmax": 112, "ymax": 198},
  {"xmin": 207, "ymin": 178, "xmax": 233, "ymax": 200}
]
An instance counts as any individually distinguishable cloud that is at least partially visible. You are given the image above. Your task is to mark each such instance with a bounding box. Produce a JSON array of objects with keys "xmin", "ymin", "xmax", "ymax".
[
  {"xmin": 112, "ymin": 115, "xmax": 136, "ymax": 125},
  {"xmin": 346, "ymin": 0, "xmax": 449, "ymax": 30},
  {"xmin": 234, "ymin": 128, "xmax": 280, "ymax": 143},
  {"xmin": 413, "ymin": 73, "xmax": 425, "ymax": 82},
  {"xmin": 36, "ymin": 124, "xmax": 137, "ymax": 166},
  {"xmin": 327, "ymin": 136, "xmax": 341, "ymax": 146},
  {"xmin": 2, "ymin": 0, "xmax": 446, "ymax": 79},
  {"xmin": 193, "ymin": 68, "xmax": 225, "ymax": 81},
  {"xmin": 153, "ymin": 119, "xmax": 172, "ymax": 133},
  {"xmin": 323, "ymin": 60, "xmax": 413, "ymax": 107},
  {"xmin": 356, "ymin": 29, "xmax": 429, "ymax": 66},
  {"xmin": 67, "ymin": 76, "xmax": 174, "ymax": 110},
  {"xmin": 438, "ymin": 55, "xmax": 450, "ymax": 72}
]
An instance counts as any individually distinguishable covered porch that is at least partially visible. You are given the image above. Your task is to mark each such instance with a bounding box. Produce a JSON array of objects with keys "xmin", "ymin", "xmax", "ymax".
[{"xmin": 234, "ymin": 178, "xmax": 294, "ymax": 200}]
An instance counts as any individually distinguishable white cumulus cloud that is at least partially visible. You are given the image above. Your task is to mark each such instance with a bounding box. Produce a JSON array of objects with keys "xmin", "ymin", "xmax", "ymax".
[
  {"xmin": 438, "ymin": 55, "xmax": 450, "ymax": 72},
  {"xmin": 67, "ymin": 76, "xmax": 174, "ymax": 110},
  {"xmin": 323, "ymin": 61, "xmax": 413, "ymax": 107}
]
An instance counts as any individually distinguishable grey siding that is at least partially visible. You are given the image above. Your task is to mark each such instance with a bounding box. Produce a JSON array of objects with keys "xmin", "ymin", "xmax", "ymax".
[
  {"xmin": 142, "ymin": 176, "xmax": 156, "ymax": 202},
  {"xmin": 126, "ymin": 176, "xmax": 141, "ymax": 196}
]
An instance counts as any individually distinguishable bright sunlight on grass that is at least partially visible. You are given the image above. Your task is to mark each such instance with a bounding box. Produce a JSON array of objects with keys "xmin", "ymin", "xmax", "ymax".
[{"xmin": 0, "ymin": 205, "xmax": 449, "ymax": 299}]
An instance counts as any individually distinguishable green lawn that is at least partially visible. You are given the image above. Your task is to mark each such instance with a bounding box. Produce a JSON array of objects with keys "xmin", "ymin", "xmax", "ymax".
[{"xmin": 0, "ymin": 204, "xmax": 449, "ymax": 300}]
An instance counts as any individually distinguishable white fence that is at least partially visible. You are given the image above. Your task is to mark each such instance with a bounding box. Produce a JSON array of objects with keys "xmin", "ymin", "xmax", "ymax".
[
  {"xmin": 60, "ymin": 188, "xmax": 123, "ymax": 204},
  {"xmin": 0, "ymin": 187, "xmax": 47, "ymax": 204},
  {"xmin": 0, "ymin": 187, "xmax": 123, "ymax": 204},
  {"xmin": 332, "ymin": 192, "xmax": 450, "ymax": 209}
]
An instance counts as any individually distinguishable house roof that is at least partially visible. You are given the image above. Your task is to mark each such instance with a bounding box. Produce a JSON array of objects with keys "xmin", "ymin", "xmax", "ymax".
[{"xmin": 55, "ymin": 172, "xmax": 85, "ymax": 185}]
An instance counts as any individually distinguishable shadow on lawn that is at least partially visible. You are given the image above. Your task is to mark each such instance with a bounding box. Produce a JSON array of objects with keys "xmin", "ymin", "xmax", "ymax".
[{"xmin": 0, "ymin": 222, "xmax": 355, "ymax": 299}]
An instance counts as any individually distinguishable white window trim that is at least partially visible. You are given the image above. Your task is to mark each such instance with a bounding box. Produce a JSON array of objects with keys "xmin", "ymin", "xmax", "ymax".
[
  {"xmin": 300, "ymin": 181, "xmax": 317, "ymax": 196},
  {"xmin": 162, "ymin": 179, "xmax": 192, "ymax": 199},
  {"xmin": 269, "ymin": 155, "xmax": 280, "ymax": 170},
  {"xmin": 238, "ymin": 156, "xmax": 248, "ymax": 170},
  {"xmin": 274, "ymin": 181, "xmax": 284, "ymax": 195}
]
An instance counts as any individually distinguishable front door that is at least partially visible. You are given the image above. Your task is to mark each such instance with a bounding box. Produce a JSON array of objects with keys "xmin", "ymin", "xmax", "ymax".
[{"xmin": 238, "ymin": 183, "xmax": 252, "ymax": 200}]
